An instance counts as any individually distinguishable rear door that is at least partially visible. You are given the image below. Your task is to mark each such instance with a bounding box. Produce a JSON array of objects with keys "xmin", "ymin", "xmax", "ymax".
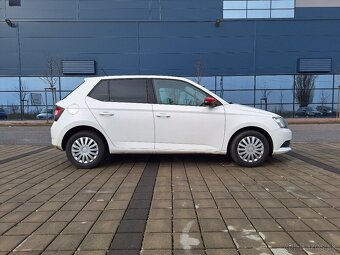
[{"xmin": 86, "ymin": 78, "xmax": 154, "ymax": 150}]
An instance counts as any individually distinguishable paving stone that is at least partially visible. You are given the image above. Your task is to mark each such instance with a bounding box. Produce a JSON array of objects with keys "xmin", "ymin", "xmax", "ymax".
[
  {"xmin": 290, "ymin": 232, "xmax": 331, "ymax": 248},
  {"xmin": 0, "ymin": 222, "xmax": 16, "ymax": 235},
  {"xmin": 173, "ymin": 192, "xmax": 192, "ymax": 200},
  {"xmin": 128, "ymin": 199, "xmax": 151, "ymax": 209},
  {"xmin": 173, "ymin": 250, "xmax": 206, "ymax": 255},
  {"xmin": 34, "ymin": 221, "xmax": 68, "ymax": 234},
  {"xmin": 173, "ymin": 233, "xmax": 204, "ymax": 249},
  {"xmin": 301, "ymin": 199, "xmax": 331, "ymax": 208},
  {"xmin": 303, "ymin": 248, "xmax": 340, "ymax": 255},
  {"xmin": 231, "ymin": 231, "xmax": 266, "ymax": 249},
  {"xmin": 237, "ymin": 199, "xmax": 262, "ymax": 208},
  {"xmin": 48, "ymin": 211, "xmax": 78, "ymax": 222},
  {"xmin": 173, "ymin": 209, "xmax": 197, "ymax": 219},
  {"xmin": 280, "ymin": 199, "xmax": 307, "ymax": 208},
  {"xmin": 0, "ymin": 235, "xmax": 26, "ymax": 252},
  {"xmin": 62, "ymin": 221, "xmax": 94, "ymax": 234},
  {"xmin": 73, "ymin": 210, "xmax": 102, "ymax": 221},
  {"xmin": 173, "ymin": 200, "xmax": 194, "ymax": 209},
  {"xmin": 117, "ymin": 219, "xmax": 146, "ymax": 233},
  {"xmin": 266, "ymin": 208, "xmax": 297, "ymax": 219},
  {"xmin": 4, "ymin": 222, "xmax": 41, "ymax": 235},
  {"xmin": 151, "ymin": 200, "xmax": 172, "ymax": 209},
  {"xmin": 258, "ymin": 199, "xmax": 284, "ymax": 208},
  {"xmin": 0, "ymin": 211, "xmax": 31, "ymax": 223},
  {"xmin": 99, "ymin": 210, "xmax": 125, "ymax": 221},
  {"xmin": 251, "ymin": 219, "xmax": 283, "ymax": 232},
  {"xmin": 23, "ymin": 211, "xmax": 55, "ymax": 223},
  {"xmin": 37, "ymin": 202, "xmax": 65, "ymax": 211},
  {"xmin": 75, "ymin": 251, "xmax": 106, "ymax": 255},
  {"xmin": 148, "ymin": 209, "xmax": 172, "ymax": 219},
  {"xmin": 78, "ymin": 233, "xmax": 113, "ymax": 250},
  {"xmin": 197, "ymin": 208, "xmax": 221, "ymax": 219},
  {"xmin": 141, "ymin": 251, "xmax": 172, "ymax": 255},
  {"xmin": 15, "ymin": 234, "xmax": 56, "ymax": 251},
  {"xmin": 199, "ymin": 218, "xmax": 228, "ymax": 232},
  {"xmin": 14, "ymin": 203, "xmax": 43, "ymax": 212},
  {"xmin": 270, "ymin": 248, "xmax": 306, "ymax": 255},
  {"xmin": 225, "ymin": 219, "xmax": 255, "ymax": 232},
  {"xmin": 259, "ymin": 232, "xmax": 298, "ymax": 248},
  {"xmin": 110, "ymin": 233, "xmax": 143, "ymax": 250},
  {"xmin": 243, "ymin": 208, "xmax": 271, "ymax": 219},
  {"xmin": 290, "ymin": 208, "xmax": 322, "ymax": 219},
  {"xmin": 145, "ymin": 219, "xmax": 171, "ymax": 233},
  {"xmin": 313, "ymin": 208, "xmax": 340, "ymax": 218},
  {"xmin": 90, "ymin": 220, "xmax": 119, "ymax": 234},
  {"xmin": 215, "ymin": 199, "xmax": 239, "ymax": 208},
  {"xmin": 60, "ymin": 201, "xmax": 87, "ymax": 211},
  {"xmin": 106, "ymin": 200, "xmax": 130, "ymax": 210},
  {"xmin": 238, "ymin": 248, "xmax": 272, "ymax": 255},
  {"xmin": 206, "ymin": 249, "xmax": 239, "ymax": 255},
  {"xmin": 202, "ymin": 232, "xmax": 235, "ymax": 249},
  {"xmin": 319, "ymin": 232, "xmax": 340, "ymax": 247},
  {"xmin": 46, "ymin": 234, "xmax": 84, "ymax": 251},
  {"xmin": 276, "ymin": 219, "xmax": 311, "ymax": 231},
  {"xmin": 142, "ymin": 233, "xmax": 172, "ymax": 249},
  {"xmin": 220, "ymin": 208, "xmax": 247, "ymax": 219},
  {"xmin": 302, "ymin": 219, "xmax": 338, "ymax": 231},
  {"xmin": 173, "ymin": 219, "xmax": 200, "ymax": 233}
]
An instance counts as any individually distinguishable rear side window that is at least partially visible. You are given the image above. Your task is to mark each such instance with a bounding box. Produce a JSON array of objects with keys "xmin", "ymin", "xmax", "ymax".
[{"xmin": 88, "ymin": 79, "xmax": 148, "ymax": 103}]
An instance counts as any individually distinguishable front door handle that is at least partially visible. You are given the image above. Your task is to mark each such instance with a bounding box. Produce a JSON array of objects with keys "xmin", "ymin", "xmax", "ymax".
[
  {"xmin": 99, "ymin": 112, "xmax": 114, "ymax": 116},
  {"xmin": 155, "ymin": 113, "xmax": 171, "ymax": 118}
]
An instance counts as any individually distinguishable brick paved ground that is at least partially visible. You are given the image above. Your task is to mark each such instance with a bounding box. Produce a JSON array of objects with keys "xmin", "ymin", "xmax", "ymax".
[{"xmin": 0, "ymin": 143, "xmax": 339, "ymax": 255}]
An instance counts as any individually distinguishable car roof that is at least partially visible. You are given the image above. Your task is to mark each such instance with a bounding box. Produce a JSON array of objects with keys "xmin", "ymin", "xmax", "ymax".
[{"xmin": 85, "ymin": 75, "xmax": 190, "ymax": 82}]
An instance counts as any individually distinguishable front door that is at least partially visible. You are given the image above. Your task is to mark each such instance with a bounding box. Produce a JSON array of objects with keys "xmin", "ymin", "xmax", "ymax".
[{"xmin": 152, "ymin": 79, "xmax": 226, "ymax": 152}]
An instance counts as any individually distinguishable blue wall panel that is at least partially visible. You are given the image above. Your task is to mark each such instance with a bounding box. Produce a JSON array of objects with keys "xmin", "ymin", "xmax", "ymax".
[
  {"xmin": 6, "ymin": 0, "xmax": 77, "ymax": 20},
  {"xmin": 296, "ymin": 7, "xmax": 340, "ymax": 19},
  {"xmin": 79, "ymin": 0, "xmax": 161, "ymax": 20},
  {"xmin": 0, "ymin": 0, "xmax": 4, "ymax": 19},
  {"xmin": 0, "ymin": 23, "xmax": 19, "ymax": 75}
]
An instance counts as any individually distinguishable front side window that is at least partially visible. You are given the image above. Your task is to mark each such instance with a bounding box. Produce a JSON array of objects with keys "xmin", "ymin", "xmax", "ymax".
[
  {"xmin": 153, "ymin": 79, "xmax": 209, "ymax": 106},
  {"xmin": 88, "ymin": 79, "xmax": 148, "ymax": 103},
  {"xmin": 223, "ymin": 0, "xmax": 294, "ymax": 19}
]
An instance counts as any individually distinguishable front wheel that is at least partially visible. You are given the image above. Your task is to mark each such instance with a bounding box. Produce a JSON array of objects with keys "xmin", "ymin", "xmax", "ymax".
[
  {"xmin": 66, "ymin": 131, "xmax": 107, "ymax": 169},
  {"xmin": 230, "ymin": 130, "xmax": 270, "ymax": 167}
]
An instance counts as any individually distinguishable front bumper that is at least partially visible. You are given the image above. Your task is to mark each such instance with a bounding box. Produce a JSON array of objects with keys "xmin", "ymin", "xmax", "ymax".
[{"xmin": 272, "ymin": 128, "xmax": 292, "ymax": 155}]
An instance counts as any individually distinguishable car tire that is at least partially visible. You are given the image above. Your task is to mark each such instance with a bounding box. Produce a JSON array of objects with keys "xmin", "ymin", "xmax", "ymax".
[
  {"xmin": 230, "ymin": 130, "xmax": 270, "ymax": 167},
  {"xmin": 66, "ymin": 131, "xmax": 107, "ymax": 169}
]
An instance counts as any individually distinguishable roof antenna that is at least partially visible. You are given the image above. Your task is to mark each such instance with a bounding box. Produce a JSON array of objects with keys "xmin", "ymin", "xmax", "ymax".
[{"xmin": 101, "ymin": 68, "xmax": 108, "ymax": 76}]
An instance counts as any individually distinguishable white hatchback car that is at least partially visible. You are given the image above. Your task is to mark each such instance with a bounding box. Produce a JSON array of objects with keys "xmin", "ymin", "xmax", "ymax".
[{"xmin": 51, "ymin": 76, "xmax": 292, "ymax": 168}]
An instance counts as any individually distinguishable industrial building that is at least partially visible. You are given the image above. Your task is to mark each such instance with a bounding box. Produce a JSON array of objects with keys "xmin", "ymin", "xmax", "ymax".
[{"xmin": 0, "ymin": 0, "xmax": 339, "ymax": 118}]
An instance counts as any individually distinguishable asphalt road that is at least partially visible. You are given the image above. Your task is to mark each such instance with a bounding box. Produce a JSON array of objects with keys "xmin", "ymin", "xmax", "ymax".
[{"xmin": 0, "ymin": 124, "xmax": 339, "ymax": 146}]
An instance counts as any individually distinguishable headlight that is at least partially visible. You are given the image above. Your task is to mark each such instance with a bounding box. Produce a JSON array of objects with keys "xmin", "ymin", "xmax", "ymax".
[{"xmin": 273, "ymin": 117, "xmax": 288, "ymax": 128}]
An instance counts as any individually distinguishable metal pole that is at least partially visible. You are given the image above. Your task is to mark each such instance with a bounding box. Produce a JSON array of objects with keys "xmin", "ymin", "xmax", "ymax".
[
  {"xmin": 45, "ymin": 88, "xmax": 49, "ymax": 124},
  {"xmin": 337, "ymin": 86, "xmax": 340, "ymax": 119}
]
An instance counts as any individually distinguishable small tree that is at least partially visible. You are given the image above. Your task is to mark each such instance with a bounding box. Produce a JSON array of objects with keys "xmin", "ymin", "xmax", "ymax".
[
  {"xmin": 40, "ymin": 57, "xmax": 60, "ymax": 107},
  {"xmin": 193, "ymin": 59, "xmax": 204, "ymax": 86},
  {"xmin": 294, "ymin": 74, "xmax": 316, "ymax": 107}
]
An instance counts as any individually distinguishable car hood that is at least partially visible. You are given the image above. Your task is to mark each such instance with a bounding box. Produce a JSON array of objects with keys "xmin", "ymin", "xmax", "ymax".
[{"xmin": 225, "ymin": 103, "xmax": 278, "ymax": 117}]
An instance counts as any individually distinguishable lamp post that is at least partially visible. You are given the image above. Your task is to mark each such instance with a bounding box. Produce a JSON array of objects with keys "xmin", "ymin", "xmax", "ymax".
[{"xmin": 337, "ymin": 86, "xmax": 340, "ymax": 118}]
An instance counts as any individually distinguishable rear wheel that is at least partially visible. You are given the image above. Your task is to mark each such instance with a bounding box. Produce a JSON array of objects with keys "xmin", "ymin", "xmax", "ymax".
[
  {"xmin": 66, "ymin": 131, "xmax": 107, "ymax": 169},
  {"xmin": 230, "ymin": 130, "xmax": 270, "ymax": 167}
]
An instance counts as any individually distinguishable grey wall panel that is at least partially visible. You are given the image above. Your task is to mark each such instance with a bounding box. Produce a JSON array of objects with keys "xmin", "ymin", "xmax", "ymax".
[
  {"xmin": 6, "ymin": 0, "xmax": 77, "ymax": 19},
  {"xmin": 0, "ymin": 23, "xmax": 19, "ymax": 75},
  {"xmin": 79, "ymin": 0, "xmax": 161, "ymax": 20}
]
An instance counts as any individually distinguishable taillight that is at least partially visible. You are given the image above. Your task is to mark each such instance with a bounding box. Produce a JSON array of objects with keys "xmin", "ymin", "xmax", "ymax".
[{"xmin": 54, "ymin": 106, "xmax": 64, "ymax": 121}]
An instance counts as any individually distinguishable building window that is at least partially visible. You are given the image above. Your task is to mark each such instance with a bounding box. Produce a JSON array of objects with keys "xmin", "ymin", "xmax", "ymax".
[
  {"xmin": 223, "ymin": 0, "xmax": 294, "ymax": 19},
  {"xmin": 9, "ymin": 0, "xmax": 21, "ymax": 6}
]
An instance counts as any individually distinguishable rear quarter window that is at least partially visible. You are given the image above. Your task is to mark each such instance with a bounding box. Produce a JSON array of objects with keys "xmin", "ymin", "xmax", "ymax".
[{"xmin": 88, "ymin": 79, "xmax": 148, "ymax": 103}]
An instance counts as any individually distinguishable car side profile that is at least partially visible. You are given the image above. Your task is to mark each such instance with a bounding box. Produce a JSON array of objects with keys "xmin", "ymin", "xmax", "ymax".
[{"xmin": 51, "ymin": 76, "xmax": 292, "ymax": 168}]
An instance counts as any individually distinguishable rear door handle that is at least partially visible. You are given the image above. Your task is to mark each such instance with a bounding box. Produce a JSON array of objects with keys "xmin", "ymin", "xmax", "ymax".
[
  {"xmin": 99, "ymin": 112, "xmax": 114, "ymax": 116},
  {"xmin": 155, "ymin": 113, "xmax": 171, "ymax": 118}
]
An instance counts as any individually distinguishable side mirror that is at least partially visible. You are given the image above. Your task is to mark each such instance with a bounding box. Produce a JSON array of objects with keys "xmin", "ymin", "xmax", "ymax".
[{"xmin": 204, "ymin": 97, "xmax": 217, "ymax": 107}]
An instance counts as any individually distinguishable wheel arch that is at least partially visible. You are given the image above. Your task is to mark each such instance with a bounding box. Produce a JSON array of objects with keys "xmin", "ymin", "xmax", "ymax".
[
  {"xmin": 61, "ymin": 125, "xmax": 109, "ymax": 152},
  {"xmin": 227, "ymin": 126, "xmax": 273, "ymax": 156}
]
